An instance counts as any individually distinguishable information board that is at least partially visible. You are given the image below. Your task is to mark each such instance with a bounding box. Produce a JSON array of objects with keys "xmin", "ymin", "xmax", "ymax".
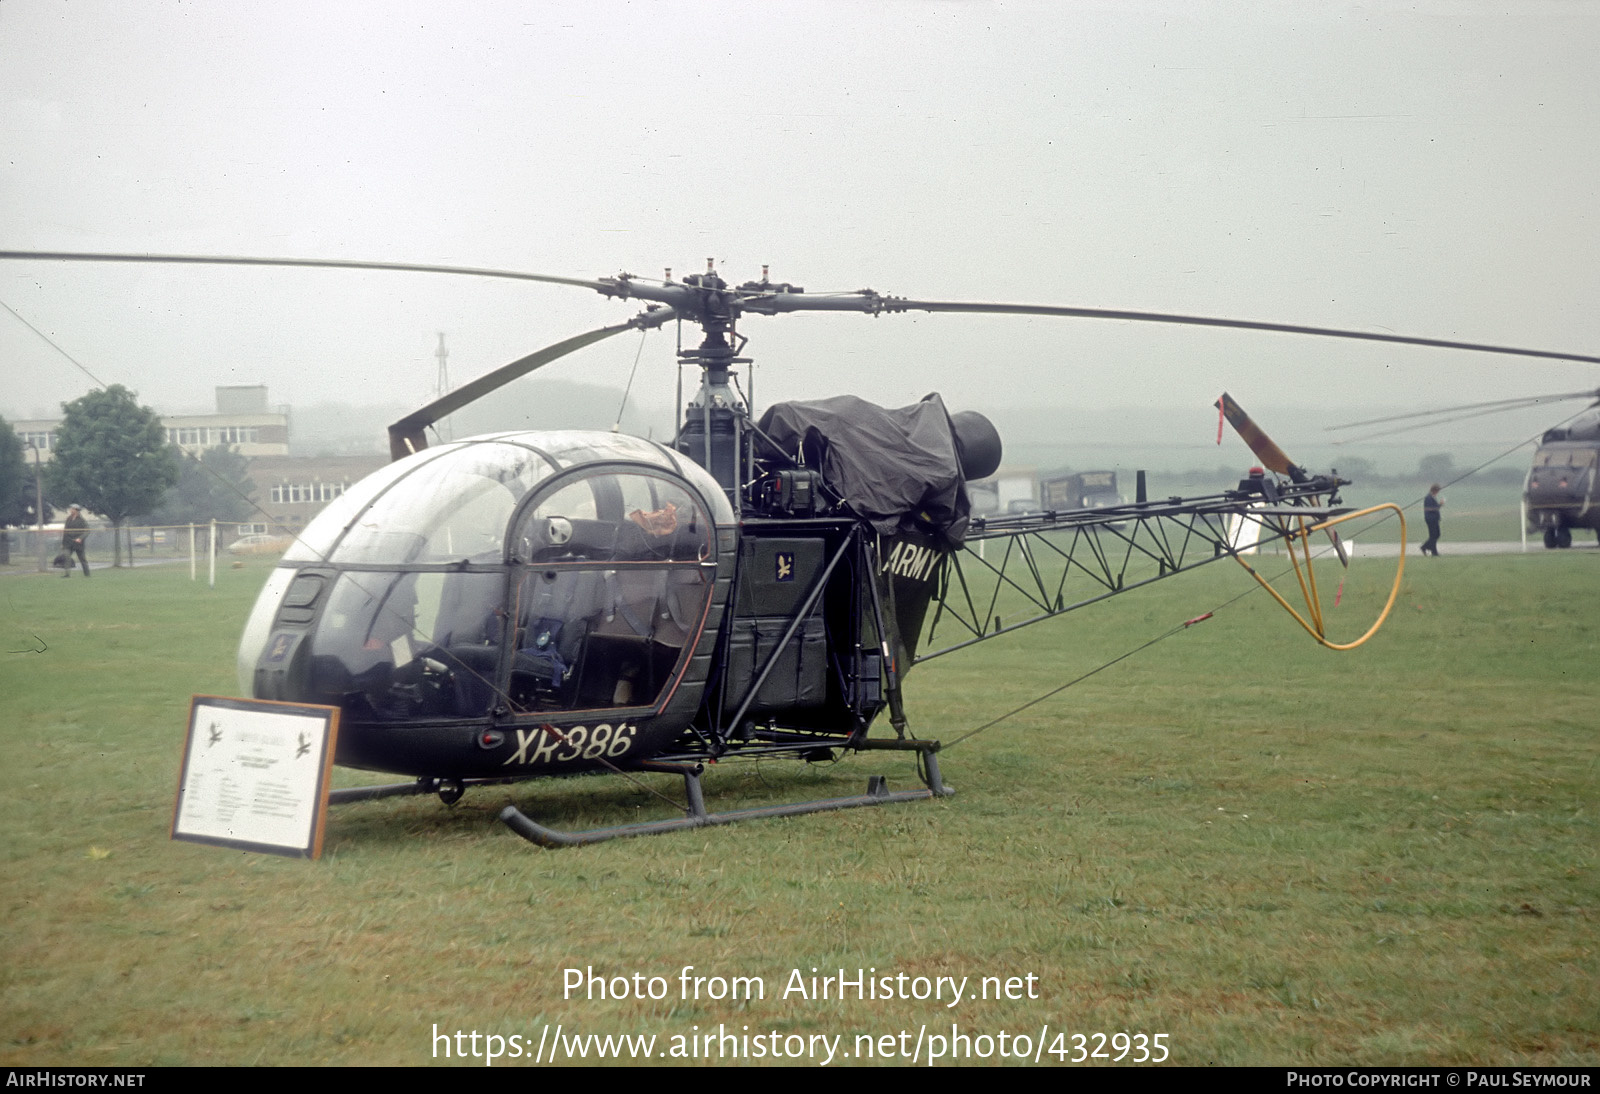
[{"xmin": 172, "ymin": 696, "xmax": 340, "ymax": 859}]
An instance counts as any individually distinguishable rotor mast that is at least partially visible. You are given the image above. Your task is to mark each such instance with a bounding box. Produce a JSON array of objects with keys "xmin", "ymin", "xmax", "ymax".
[
  {"xmin": 593, "ymin": 260, "xmax": 812, "ymax": 506},
  {"xmin": 674, "ymin": 260, "xmax": 750, "ymax": 505}
]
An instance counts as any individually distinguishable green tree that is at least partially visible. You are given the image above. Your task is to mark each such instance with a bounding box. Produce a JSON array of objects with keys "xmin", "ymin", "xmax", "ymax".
[
  {"xmin": 48, "ymin": 386, "xmax": 178, "ymax": 567},
  {"xmin": 0, "ymin": 416, "xmax": 28, "ymax": 527},
  {"xmin": 1333, "ymin": 455, "xmax": 1380, "ymax": 483},
  {"xmin": 143, "ymin": 444, "xmax": 256, "ymax": 526},
  {"xmin": 1417, "ymin": 452, "xmax": 1455, "ymax": 483}
]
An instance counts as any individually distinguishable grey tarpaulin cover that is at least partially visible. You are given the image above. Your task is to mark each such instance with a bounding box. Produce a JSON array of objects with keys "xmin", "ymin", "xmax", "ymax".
[{"xmin": 756, "ymin": 393, "xmax": 973, "ymax": 547}]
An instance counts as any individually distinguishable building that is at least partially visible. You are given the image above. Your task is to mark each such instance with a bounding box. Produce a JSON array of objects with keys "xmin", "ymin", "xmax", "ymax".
[
  {"xmin": 15, "ymin": 384, "xmax": 289, "ymax": 462},
  {"xmin": 161, "ymin": 385, "xmax": 290, "ymax": 457},
  {"xmin": 244, "ymin": 452, "xmax": 387, "ymax": 534},
  {"xmin": 14, "ymin": 384, "xmax": 390, "ymax": 535}
]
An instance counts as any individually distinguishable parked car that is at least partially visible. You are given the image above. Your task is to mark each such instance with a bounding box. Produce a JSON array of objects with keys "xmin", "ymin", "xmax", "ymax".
[{"xmin": 227, "ymin": 533, "xmax": 294, "ymax": 556}]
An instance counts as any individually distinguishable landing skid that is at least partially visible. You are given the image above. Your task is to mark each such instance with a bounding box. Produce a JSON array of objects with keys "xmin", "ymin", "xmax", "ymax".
[{"xmin": 499, "ymin": 741, "xmax": 952, "ymax": 848}]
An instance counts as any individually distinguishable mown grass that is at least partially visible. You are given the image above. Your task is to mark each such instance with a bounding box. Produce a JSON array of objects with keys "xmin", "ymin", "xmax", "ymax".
[
  {"xmin": 0, "ymin": 550, "xmax": 1594, "ymax": 1066},
  {"xmin": 1335, "ymin": 481, "xmax": 1538, "ymax": 545}
]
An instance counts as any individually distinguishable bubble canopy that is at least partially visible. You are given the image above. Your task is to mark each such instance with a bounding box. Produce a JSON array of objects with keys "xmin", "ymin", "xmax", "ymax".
[
  {"xmin": 238, "ymin": 432, "xmax": 736, "ymax": 725},
  {"xmin": 283, "ymin": 431, "xmax": 734, "ymax": 567}
]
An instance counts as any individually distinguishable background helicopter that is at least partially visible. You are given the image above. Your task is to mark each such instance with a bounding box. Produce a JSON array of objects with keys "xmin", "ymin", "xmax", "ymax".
[
  {"xmin": 1529, "ymin": 406, "xmax": 1600, "ymax": 548},
  {"xmin": 12, "ymin": 249, "xmax": 1600, "ymax": 846},
  {"xmin": 1327, "ymin": 390, "xmax": 1600, "ymax": 549}
]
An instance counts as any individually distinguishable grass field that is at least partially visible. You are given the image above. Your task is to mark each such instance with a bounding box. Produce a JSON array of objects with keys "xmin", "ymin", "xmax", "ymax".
[
  {"xmin": 1, "ymin": 550, "xmax": 1595, "ymax": 1067},
  {"xmin": 1330, "ymin": 481, "xmax": 1538, "ymax": 546}
]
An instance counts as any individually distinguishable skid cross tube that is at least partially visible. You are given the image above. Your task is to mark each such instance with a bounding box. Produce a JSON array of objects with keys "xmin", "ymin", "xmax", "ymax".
[{"xmin": 328, "ymin": 774, "xmax": 539, "ymax": 805}]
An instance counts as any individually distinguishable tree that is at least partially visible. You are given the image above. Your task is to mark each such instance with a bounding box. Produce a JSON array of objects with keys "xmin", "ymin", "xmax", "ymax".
[
  {"xmin": 0, "ymin": 427, "xmax": 51, "ymax": 534},
  {"xmin": 143, "ymin": 444, "xmax": 256, "ymax": 526},
  {"xmin": 0, "ymin": 417, "xmax": 28, "ymax": 527},
  {"xmin": 1332, "ymin": 455, "xmax": 1379, "ymax": 483},
  {"xmin": 47, "ymin": 386, "xmax": 178, "ymax": 567},
  {"xmin": 1417, "ymin": 452, "xmax": 1455, "ymax": 483}
]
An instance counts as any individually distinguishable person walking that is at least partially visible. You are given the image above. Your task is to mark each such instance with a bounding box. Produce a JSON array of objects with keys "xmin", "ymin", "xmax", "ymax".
[
  {"xmin": 1421, "ymin": 484, "xmax": 1443, "ymax": 557},
  {"xmin": 62, "ymin": 504, "xmax": 90, "ymax": 577}
]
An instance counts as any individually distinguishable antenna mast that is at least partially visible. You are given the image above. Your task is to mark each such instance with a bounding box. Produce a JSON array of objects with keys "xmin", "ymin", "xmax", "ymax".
[{"xmin": 435, "ymin": 332, "xmax": 451, "ymax": 441}]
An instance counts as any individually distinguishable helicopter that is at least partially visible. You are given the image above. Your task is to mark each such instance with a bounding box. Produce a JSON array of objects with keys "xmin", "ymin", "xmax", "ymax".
[
  {"xmin": 1327, "ymin": 389, "xmax": 1600, "ymax": 549},
  {"xmin": 8, "ymin": 250, "xmax": 1599, "ymax": 847},
  {"xmin": 1528, "ymin": 406, "xmax": 1600, "ymax": 548}
]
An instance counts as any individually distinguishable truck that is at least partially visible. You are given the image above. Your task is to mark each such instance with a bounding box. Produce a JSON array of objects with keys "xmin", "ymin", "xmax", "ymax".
[{"xmin": 1040, "ymin": 470, "xmax": 1121, "ymax": 512}]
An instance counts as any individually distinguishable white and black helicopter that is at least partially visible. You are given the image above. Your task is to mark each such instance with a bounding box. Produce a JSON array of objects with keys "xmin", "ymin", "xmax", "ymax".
[{"xmin": 8, "ymin": 250, "xmax": 1598, "ymax": 846}]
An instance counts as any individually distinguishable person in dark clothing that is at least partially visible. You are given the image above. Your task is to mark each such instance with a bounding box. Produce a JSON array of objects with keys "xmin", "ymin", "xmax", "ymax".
[
  {"xmin": 1421, "ymin": 484, "xmax": 1443, "ymax": 557},
  {"xmin": 62, "ymin": 504, "xmax": 90, "ymax": 577}
]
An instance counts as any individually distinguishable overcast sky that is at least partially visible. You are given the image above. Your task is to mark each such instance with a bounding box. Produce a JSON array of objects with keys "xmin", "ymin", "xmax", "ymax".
[{"xmin": 3, "ymin": 1, "xmax": 1598, "ymax": 455}]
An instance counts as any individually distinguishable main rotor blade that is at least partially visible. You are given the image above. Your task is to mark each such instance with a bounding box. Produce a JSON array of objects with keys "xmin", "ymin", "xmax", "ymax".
[
  {"xmin": 0, "ymin": 250, "xmax": 615, "ymax": 293},
  {"xmin": 888, "ymin": 300, "xmax": 1600, "ymax": 365},
  {"xmin": 748, "ymin": 292, "xmax": 1600, "ymax": 366},
  {"xmin": 387, "ymin": 308, "xmax": 675, "ymax": 460},
  {"xmin": 1331, "ymin": 401, "xmax": 1587, "ymax": 446},
  {"xmin": 1325, "ymin": 389, "xmax": 1600, "ymax": 432},
  {"xmin": 11, "ymin": 250, "xmax": 1598, "ymax": 367}
]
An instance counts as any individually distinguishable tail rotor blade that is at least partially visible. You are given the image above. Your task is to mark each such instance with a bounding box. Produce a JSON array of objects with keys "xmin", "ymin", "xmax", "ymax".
[{"xmin": 1216, "ymin": 392, "xmax": 1307, "ymax": 483}]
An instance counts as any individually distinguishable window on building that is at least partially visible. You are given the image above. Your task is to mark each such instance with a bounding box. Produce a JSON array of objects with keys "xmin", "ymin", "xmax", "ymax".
[
  {"xmin": 169, "ymin": 427, "xmax": 208, "ymax": 447},
  {"xmin": 272, "ymin": 482, "xmax": 350, "ymax": 505}
]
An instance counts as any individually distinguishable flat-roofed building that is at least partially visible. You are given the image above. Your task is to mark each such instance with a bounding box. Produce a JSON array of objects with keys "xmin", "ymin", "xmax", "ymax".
[
  {"xmin": 241, "ymin": 453, "xmax": 388, "ymax": 534},
  {"xmin": 16, "ymin": 385, "xmax": 289, "ymax": 462},
  {"xmin": 163, "ymin": 385, "xmax": 289, "ymax": 457}
]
